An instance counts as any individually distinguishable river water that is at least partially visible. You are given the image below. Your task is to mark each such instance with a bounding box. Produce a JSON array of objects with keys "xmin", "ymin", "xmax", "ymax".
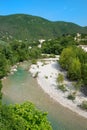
[{"xmin": 2, "ymin": 62, "xmax": 87, "ymax": 130}]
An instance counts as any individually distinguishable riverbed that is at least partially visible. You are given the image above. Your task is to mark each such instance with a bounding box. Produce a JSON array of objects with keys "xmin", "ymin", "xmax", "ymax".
[{"xmin": 2, "ymin": 62, "xmax": 87, "ymax": 130}]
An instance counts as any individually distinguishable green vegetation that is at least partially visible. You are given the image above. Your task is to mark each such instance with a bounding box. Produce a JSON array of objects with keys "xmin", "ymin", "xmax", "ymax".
[
  {"xmin": 81, "ymin": 101, "xmax": 87, "ymax": 110},
  {"xmin": 57, "ymin": 73, "xmax": 64, "ymax": 84},
  {"xmin": 41, "ymin": 36, "xmax": 77, "ymax": 55},
  {"xmin": 58, "ymin": 84, "xmax": 67, "ymax": 92},
  {"xmin": 0, "ymin": 14, "xmax": 87, "ymax": 41},
  {"xmin": 0, "ymin": 15, "xmax": 87, "ymax": 128},
  {"xmin": 0, "ymin": 102, "xmax": 52, "ymax": 130},
  {"xmin": 0, "ymin": 39, "xmax": 42, "ymax": 78},
  {"xmin": 0, "ymin": 39, "xmax": 52, "ymax": 129},
  {"xmin": 67, "ymin": 57, "xmax": 81, "ymax": 80},
  {"xmin": 73, "ymin": 80, "xmax": 83, "ymax": 91},
  {"xmin": 59, "ymin": 46, "xmax": 87, "ymax": 87},
  {"xmin": 67, "ymin": 92, "xmax": 76, "ymax": 100},
  {"xmin": 0, "ymin": 80, "xmax": 2, "ymax": 100},
  {"xmin": 56, "ymin": 73, "xmax": 67, "ymax": 92}
]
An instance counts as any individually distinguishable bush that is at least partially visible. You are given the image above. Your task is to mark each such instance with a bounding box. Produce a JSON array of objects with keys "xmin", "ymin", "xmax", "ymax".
[
  {"xmin": 67, "ymin": 92, "xmax": 76, "ymax": 100},
  {"xmin": 58, "ymin": 84, "xmax": 67, "ymax": 92},
  {"xmin": 81, "ymin": 101, "xmax": 87, "ymax": 110},
  {"xmin": 31, "ymin": 59, "xmax": 37, "ymax": 64},
  {"xmin": 45, "ymin": 76, "xmax": 48, "ymax": 79},
  {"xmin": 56, "ymin": 73, "xmax": 64, "ymax": 84}
]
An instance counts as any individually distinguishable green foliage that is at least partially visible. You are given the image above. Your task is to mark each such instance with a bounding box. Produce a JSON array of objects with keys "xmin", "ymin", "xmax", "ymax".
[
  {"xmin": 0, "ymin": 102, "xmax": 52, "ymax": 130},
  {"xmin": 67, "ymin": 58, "xmax": 81, "ymax": 80},
  {"xmin": 81, "ymin": 101, "xmax": 87, "ymax": 110},
  {"xmin": 31, "ymin": 59, "xmax": 37, "ymax": 64},
  {"xmin": 41, "ymin": 36, "xmax": 77, "ymax": 55},
  {"xmin": 59, "ymin": 47, "xmax": 76, "ymax": 70},
  {"xmin": 29, "ymin": 47, "xmax": 41, "ymax": 59},
  {"xmin": 58, "ymin": 84, "xmax": 67, "ymax": 92},
  {"xmin": 59, "ymin": 46, "xmax": 87, "ymax": 87},
  {"xmin": 73, "ymin": 80, "xmax": 83, "ymax": 91},
  {"xmin": 0, "ymin": 53, "xmax": 10, "ymax": 78},
  {"xmin": 11, "ymin": 40, "xmax": 29, "ymax": 62},
  {"xmin": 0, "ymin": 40, "xmax": 42, "ymax": 79},
  {"xmin": 0, "ymin": 40, "xmax": 52, "ymax": 130},
  {"xmin": 0, "ymin": 14, "xmax": 87, "ymax": 41},
  {"xmin": 0, "ymin": 80, "xmax": 2, "ymax": 100},
  {"xmin": 56, "ymin": 73, "xmax": 66, "ymax": 92},
  {"xmin": 67, "ymin": 92, "xmax": 76, "ymax": 100},
  {"xmin": 57, "ymin": 73, "xmax": 64, "ymax": 84},
  {"xmin": 81, "ymin": 63, "xmax": 87, "ymax": 85}
]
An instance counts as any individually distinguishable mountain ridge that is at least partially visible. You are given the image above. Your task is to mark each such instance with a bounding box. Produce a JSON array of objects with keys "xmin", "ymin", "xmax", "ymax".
[{"xmin": 0, "ymin": 14, "xmax": 87, "ymax": 41}]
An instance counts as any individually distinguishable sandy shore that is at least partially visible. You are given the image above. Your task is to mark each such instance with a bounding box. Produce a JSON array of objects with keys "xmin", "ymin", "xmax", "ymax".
[{"xmin": 29, "ymin": 58, "xmax": 87, "ymax": 119}]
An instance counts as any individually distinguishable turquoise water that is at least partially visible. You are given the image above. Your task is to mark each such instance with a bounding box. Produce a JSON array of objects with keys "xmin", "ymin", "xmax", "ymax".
[{"xmin": 2, "ymin": 65, "xmax": 87, "ymax": 130}]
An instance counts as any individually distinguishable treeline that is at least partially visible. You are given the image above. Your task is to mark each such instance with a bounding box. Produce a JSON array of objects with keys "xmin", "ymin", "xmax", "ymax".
[
  {"xmin": 41, "ymin": 35, "xmax": 77, "ymax": 55},
  {"xmin": 59, "ymin": 46, "xmax": 87, "ymax": 86}
]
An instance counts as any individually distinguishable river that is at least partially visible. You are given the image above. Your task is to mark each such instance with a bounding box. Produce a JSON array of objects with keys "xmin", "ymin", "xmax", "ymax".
[{"xmin": 2, "ymin": 62, "xmax": 87, "ymax": 130}]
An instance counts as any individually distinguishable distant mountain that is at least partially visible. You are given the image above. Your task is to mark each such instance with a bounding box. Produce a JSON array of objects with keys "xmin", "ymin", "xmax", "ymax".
[{"xmin": 0, "ymin": 14, "xmax": 87, "ymax": 41}]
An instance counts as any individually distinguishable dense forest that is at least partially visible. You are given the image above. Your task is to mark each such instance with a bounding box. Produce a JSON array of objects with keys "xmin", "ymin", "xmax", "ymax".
[
  {"xmin": 0, "ymin": 14, "xmax": 87, "ymax": 41},
  {"xmin": 0, "ymin": 33, "xmax": 87, "ymax": 129}
]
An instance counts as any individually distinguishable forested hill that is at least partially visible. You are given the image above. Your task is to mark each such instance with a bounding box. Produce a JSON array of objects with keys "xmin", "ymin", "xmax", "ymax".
[{"xmin": 0, "ymin": 14, "xmax": 87, "ymax": 41}]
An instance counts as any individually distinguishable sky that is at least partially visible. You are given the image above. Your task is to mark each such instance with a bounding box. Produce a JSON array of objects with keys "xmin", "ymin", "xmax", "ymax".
[{"xmin": 0, "ymin": 0, "xmax": 87, "ymax": 26}]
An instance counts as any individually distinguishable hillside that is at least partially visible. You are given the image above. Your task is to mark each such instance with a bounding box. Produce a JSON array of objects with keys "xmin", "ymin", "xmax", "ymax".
[{"xmin": 0, "ymin": 14, "xmax": 87, "ymax": 41}]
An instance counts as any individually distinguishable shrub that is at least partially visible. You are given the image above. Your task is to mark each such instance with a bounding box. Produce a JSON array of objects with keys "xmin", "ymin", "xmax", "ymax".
[
  {"xmin": 67, "ymin": 92, "xmax": 76, "ymax": 100},
  {"xmin": 45, "ymin": 76, "xmax": 48, "ymax": 79},
  {"xmin": 56, "ymin": 73, "xmax": 64, "ymax": 84},
  {"xmin": 58, "ymin": 84, "xmax": 67, "ymax": 92},
  {"xmin": 31, "ymin": 59, "xmax": 37, "ymax": 64},
  {"xmin": 81, "ymin": 101, "xmax": 87, "ymax": 110}
]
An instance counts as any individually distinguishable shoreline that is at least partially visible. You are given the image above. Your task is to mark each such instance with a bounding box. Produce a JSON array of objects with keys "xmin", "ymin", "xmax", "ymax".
[{"xmin": 29, "ymin": 58, "xmax": 87, "ymax": 119}]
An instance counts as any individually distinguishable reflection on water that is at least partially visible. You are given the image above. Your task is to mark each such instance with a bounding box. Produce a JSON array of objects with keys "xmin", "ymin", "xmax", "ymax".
[{"xmin": 2, "ymin": 63, "xmax": 87, "ymax": 130}]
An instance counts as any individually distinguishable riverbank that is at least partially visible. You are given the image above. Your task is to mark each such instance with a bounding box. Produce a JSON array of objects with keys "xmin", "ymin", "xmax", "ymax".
[{"xmin": 29, "ymin": 58, "xmax": 87, "ymax": 119}]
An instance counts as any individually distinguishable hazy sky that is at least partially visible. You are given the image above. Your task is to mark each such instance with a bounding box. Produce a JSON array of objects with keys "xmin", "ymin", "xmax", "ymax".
[{"xmin": 0, "ymin": 0, "xmax": 87, "ymax": 26}]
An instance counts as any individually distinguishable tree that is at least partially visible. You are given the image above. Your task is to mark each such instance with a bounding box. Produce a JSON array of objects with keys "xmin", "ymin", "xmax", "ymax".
[
  {"xmin": 57, "ymin": 73, "xmax": 64, "ymax": 85},
  {"xmin": 59, "ymin": 47, "xmax": 76, "ymax": 70},
  {"xmin": 67, "ymin": 58, "xmax": 81, "ymax": 80},
  {"xmin": 0, "ymin": 53, "xmax": 10, "ymax": 78},
  {"xmin": 0, "ymin": 102, "xmax": 52, "ymax": 130},
  {"xmin": 0, "ymin": 80, "xmax": 2, "ymax": 100},
  {"xmin": 82, "ymin": 63, "xmax": 87, "ymax": 85}
]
